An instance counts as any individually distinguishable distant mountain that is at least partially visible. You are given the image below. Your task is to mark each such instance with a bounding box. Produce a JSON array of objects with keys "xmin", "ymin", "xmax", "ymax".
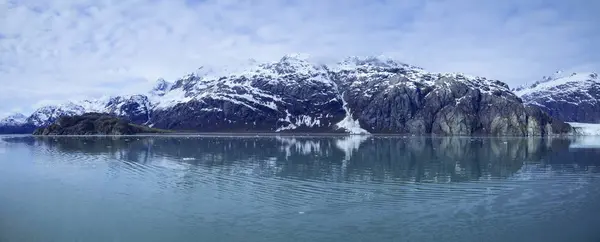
[
  {"xmin": 0, "ymin": 54, "xmax": 570, "ymax": 136},
  {"xmin": 514, "ymin": 71, "xmax": 600, "ymax": 123},
  {"xmin": 25, "ymin": 95, "xmax": 153, "ymax": 127},
  {"xmin": 0, "ymin": 113, "xmax": 37, "ymax": 134},
  {"xmin": 0, "ymin": 113, "xmax": 27, "ymax": 126}
]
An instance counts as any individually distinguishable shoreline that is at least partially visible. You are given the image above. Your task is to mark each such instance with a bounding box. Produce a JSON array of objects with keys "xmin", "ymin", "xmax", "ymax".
[{"xmin": 0, "ymin": 132, "xmax": 594, "ymax": 138}]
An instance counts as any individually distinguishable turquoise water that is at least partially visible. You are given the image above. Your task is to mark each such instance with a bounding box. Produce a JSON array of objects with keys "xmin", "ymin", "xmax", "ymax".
[{"xmin": 1, "ymin": 136, "xmax": 600, "ymax": 242}]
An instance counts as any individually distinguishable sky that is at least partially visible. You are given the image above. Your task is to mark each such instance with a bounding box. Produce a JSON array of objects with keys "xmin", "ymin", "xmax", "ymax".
[{"xmin": 1, "ymin": 0, "xmax": 599, "ymax": 117}]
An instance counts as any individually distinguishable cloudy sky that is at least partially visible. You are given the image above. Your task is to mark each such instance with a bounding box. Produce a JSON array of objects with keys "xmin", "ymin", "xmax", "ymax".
[{"xmin": 0, "ymin": 0, "xmax": 599, "ymax": 116}]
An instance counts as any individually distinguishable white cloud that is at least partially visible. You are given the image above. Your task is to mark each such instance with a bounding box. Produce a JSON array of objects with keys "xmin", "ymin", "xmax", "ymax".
[{"xmin": 0, "ymin": 0, "xmax": 598, "ymax": 115}]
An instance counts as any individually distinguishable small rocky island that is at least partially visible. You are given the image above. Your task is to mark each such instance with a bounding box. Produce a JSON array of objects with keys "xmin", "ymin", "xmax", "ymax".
[{"xmin": 33, "ymin": 113, "xmax": 168, "ymax": 135}]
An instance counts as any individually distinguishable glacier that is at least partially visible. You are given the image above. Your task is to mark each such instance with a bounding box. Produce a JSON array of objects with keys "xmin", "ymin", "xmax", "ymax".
[{"xmin": 568, "ymin": 122, "xmax": 600, "ymax": 136}]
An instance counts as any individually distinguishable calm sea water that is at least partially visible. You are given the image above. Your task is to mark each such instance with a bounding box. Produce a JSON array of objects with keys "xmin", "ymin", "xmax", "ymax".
[{"xmin": 1, "ymin": 135, "xmax": 600, "ymax": 242}]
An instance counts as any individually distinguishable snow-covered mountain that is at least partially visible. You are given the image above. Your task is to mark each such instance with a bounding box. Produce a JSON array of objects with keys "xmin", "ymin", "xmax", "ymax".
[
  {"xmin": 22, "ymin": 95, "xmax": 153, "ymax": 128},
  {"xmin": 0, "ymin": 113, "xmax": 27, "ymax": 126},
  {"xmin": 0, "ymin": 55, "xmax": 570, "ymax": 136},
  {"xmin": 514, "ymin": 71, "xmax": 600, "ymax": 123},
  {"xmin": 0, "ymin": 113, "xmax": 36, "ymax": 134}
]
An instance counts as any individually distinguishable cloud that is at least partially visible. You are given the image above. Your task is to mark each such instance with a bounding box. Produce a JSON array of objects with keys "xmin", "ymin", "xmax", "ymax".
[{"xmin": 0, "ymin": 0, "xmax": 598, "ymax": 115}]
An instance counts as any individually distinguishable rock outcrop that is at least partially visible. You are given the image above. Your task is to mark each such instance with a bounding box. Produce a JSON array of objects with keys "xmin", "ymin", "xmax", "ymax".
[{"xmin": 33, "ymin": 113, "xmax": 167, "ymax": 135}]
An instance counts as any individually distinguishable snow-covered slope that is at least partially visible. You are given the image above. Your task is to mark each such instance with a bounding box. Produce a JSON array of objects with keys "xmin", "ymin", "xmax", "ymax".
[
  {"xmin": 514, "ymin": 71, "xmax": 600, "ymax": 123},
  {"xmin": 27, "ymin": 102, "xmax": 87, "ymax": 126}
]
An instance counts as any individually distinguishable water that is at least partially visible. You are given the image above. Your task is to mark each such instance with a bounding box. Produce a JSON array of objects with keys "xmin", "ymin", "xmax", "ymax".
[{"xmin": 1, "ymin": 135, "xmax": 600, "ymax": 242}]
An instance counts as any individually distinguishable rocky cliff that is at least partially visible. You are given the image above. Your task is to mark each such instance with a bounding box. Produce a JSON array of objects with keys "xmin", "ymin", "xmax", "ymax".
[{"xmin": 2, "ymin": 55, "xmax": 571, "ymax": 136}]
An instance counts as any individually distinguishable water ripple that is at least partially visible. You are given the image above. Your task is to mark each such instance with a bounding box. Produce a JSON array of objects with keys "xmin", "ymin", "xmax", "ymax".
[{"xmin": 1, "ymin": 135, "xmax": 600, "ymax": 242}]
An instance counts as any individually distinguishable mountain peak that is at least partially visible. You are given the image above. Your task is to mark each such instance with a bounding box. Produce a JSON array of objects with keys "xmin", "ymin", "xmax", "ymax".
[
  {"xmin": 281, "ymin": 53, "xmax": 311, "ymax": 61},
  {"xmin": 253, "ymin": 53, "xmax": 324, "ymax": 75},
  {"xmin": 335, "ymin": 55, "xmax": 423, "ymax": 71},
  {"xmin": 151, "ymin": 78, "xmax": 172, "ymax": 96}
]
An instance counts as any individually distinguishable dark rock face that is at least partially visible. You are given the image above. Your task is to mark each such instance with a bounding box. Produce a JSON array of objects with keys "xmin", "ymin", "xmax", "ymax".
[
  {"xmin": 515, "ymin": 72, "xmax": 600, "ymax": 123},
  {"xmin": 524, "ymin": 105, "xmax": 572, "ymax": 136},
  {"xmin": 33, "ymin": 113, "xmax": 164, "ymax": 135},
  {"xmin": 332, "ymin": 66, "xmax": 536, "ymax": 135}
]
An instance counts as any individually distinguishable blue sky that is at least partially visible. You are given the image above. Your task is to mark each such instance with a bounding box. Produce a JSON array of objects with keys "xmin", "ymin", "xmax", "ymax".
[{"xmin": 0, "ymin": 0, "xmax": 599, "ymax": 117}]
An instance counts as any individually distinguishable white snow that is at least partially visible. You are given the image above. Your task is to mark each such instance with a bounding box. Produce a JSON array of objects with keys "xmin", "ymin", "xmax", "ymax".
[
  {"xmin": 276, "ymin": 110, "xmax": 297, "ymax": 132},
  {"xmin": 275, "ymin": 112, "xmax": 321, "ymax": 132},
  {"xmin": 27, "ymin": 103, "xmax": 88, "ymax": 126},
  {"xmin": 200, "ymin": 108, "xmax": 223, "ymax": 112},
  {"xmin": 155, "ymin": 88, "xmax": 193, "ymax": 109},
  {"xmin": 335, "ymin": 93, "xmax": 370, "ymax": 134},
  {"xmin": 75, "ymin": 97, "xmax": 110, "ymax": 113},
  {"xmin": 568, "ymin": 122, "xmax": 600, "ymax": 136}
]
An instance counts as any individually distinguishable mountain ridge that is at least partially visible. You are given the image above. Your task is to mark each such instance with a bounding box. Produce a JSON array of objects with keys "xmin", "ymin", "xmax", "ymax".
[
  {"xmin": 1, "ymin": 55, "xmax": 571, "ymax": 136},
  {"xmin": 514, "ymin": 71, "xmax": 600, "ymax": 123}
]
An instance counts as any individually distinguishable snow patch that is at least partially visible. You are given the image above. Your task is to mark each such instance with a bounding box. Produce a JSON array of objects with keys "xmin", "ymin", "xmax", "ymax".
[
  {"xmin": 275, "ymin": 112, "xmax": 321, "ymax": 132},
  {"xmin": 155, "ymin": 88, "xmax": 193, "ymax": 109},
  {"xmin": 276, "ymin": 110, "xmax": 296, "ymax": 132},
  {"xmin": 200, "ymin": 108, "xmax": 223, "ymax": 112}
]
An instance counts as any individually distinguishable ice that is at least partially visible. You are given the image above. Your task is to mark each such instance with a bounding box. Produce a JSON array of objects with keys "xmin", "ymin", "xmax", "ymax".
[
  {"xmin": 335, "ymin": 93, "xmax": 370, "ymax": 134},
  {"xmin": 568, "ymin": 122, "xmax": 600, "ymax": 136}
]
